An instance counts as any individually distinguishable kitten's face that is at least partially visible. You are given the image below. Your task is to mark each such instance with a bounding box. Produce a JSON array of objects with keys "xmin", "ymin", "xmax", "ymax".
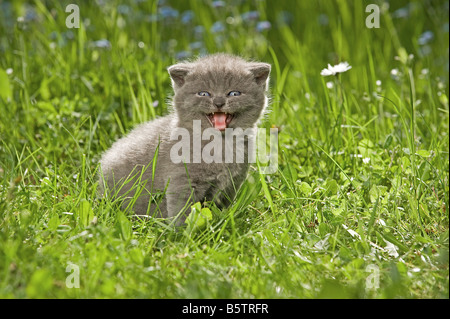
[{"xmin": 168, "ymin": 54, "xmax": 270, "ymax": 130}]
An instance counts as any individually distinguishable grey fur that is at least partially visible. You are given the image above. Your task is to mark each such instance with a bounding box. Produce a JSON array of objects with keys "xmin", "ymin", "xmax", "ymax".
[{"xmin": 99, "ymin": 53, "xmax": 270, "ymax": 224}]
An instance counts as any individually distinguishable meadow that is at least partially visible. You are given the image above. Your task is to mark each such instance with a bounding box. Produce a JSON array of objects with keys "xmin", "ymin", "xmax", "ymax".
[{"xmin": 0, "ymin": 0, "xmax": 448, "ymax": 299}]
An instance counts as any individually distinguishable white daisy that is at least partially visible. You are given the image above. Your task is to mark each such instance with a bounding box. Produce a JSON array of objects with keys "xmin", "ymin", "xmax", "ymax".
[{"xmin": 320, "ymin": 62, "xmax": 352, "ymax": 76}]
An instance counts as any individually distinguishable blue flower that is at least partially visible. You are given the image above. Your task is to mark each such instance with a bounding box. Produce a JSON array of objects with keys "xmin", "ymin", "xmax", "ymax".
[
  {"xmin": 176, "ymin": 51, "xmax": 192, "ymax": 60},
  {"xmin": 159, "ymin": 6, "xmax": 179, "ymax": 19},
  {"xmin": 63, "ymin": 30, "xmax": 75, "ymax": 40},
  {"xmin": 194, "ymin": 25, "xmax": 205, "ymax": 34},
  {"xmin": 181, "ymin": 10, "xmax": 194, "ymax": 24},
  {"xmin": 189, "ymin": 41, "xmax": 204, "ymax": 50},
  {"xmin": 212, "ymin": 1, "xmax": 226, "ymax": 8},
  {"xmin": 392, "ymin": 7, "xmax": 409, "ymax": 18},
  {"xmin": 318, "ymin": 14, "xmax": 329, "ymax": 26},
  {"xmin": 117, "ymin": 4, "xmax": 130, "ymax": 15},
  {"xmin": 241, "ymin": 11, "xmax": 259, "ymax": 21},
  {"xmin": 92, "ymin": 39, "xmax": 111, "ymax": 49},
  {"xmin": 418, "ymin": 31, "xmax": 434, "ymax": 45},
  {"xmin": 256, "ymin": 21, "xmax": 271, "ymax": 32},
  {"xmin": 211, "ymin": 21, "xmax": 225, "ymax": 33}
]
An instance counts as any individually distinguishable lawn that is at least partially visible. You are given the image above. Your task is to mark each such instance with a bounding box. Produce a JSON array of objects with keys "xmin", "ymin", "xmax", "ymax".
[{"xmin": 0, "ymin": 0, "xmax": 448, "ymax": 299}]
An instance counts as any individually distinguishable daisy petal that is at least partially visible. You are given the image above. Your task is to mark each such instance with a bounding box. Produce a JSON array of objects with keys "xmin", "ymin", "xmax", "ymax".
[
  {"xmin": 320, "ymin": 61, "xmax": 352, "ymax": 76},
  {"xmin": 320, "ymin": 69, "xmax": 333, "ymax": 76}
]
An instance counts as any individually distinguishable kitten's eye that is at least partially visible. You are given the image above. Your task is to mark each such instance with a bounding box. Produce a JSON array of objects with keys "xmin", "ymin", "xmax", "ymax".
[
  {"xmin": 198, "ymin": 91, "xmax": 211, "ymax": 97},
  {"xmin": 228, "ymin": 91, "xmax": 241, "ymax": 96}
]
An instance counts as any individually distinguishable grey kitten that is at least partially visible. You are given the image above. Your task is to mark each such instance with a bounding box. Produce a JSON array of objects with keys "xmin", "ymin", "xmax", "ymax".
[{"xmin": 99, "ymin": 53, "xmax": 270, "ymax": 224}]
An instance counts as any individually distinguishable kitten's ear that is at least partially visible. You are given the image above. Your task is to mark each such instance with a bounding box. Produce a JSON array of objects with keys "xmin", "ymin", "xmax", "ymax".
[
  {"xmin": 247, "ymin": 63, "xmax": 271, "ymax": 87},
  {"xmin": 168, "ymin": 64, "xmax": 191, "ymax": 88}
]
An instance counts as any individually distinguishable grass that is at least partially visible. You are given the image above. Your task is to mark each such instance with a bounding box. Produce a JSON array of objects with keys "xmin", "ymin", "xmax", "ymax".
[{"xmin": 0, "ymin": 0, "xmax": 448, "ymax": 299}]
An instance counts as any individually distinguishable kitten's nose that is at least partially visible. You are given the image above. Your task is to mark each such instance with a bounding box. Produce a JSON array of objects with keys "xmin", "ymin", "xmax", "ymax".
[{"xmin": 213, "ymin": 97, "xmax": 225, "ymax": 108}]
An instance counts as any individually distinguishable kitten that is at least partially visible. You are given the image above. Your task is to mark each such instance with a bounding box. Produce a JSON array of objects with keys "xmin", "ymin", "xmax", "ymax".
[{"xmin": 99, "ymin": 53, "xmax": 270, "ymax": 224}]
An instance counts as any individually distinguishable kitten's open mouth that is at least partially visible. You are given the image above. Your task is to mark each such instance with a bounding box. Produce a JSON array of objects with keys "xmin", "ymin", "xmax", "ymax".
[{"xmin": 206, "ymin": 112, "xmax": 234, "ymax": 131}]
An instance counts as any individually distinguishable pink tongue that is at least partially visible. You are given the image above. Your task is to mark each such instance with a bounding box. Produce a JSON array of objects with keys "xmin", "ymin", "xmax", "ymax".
[{"xmin": 213, "ymin": 113, "xmax": 227, "ymax": 131}]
